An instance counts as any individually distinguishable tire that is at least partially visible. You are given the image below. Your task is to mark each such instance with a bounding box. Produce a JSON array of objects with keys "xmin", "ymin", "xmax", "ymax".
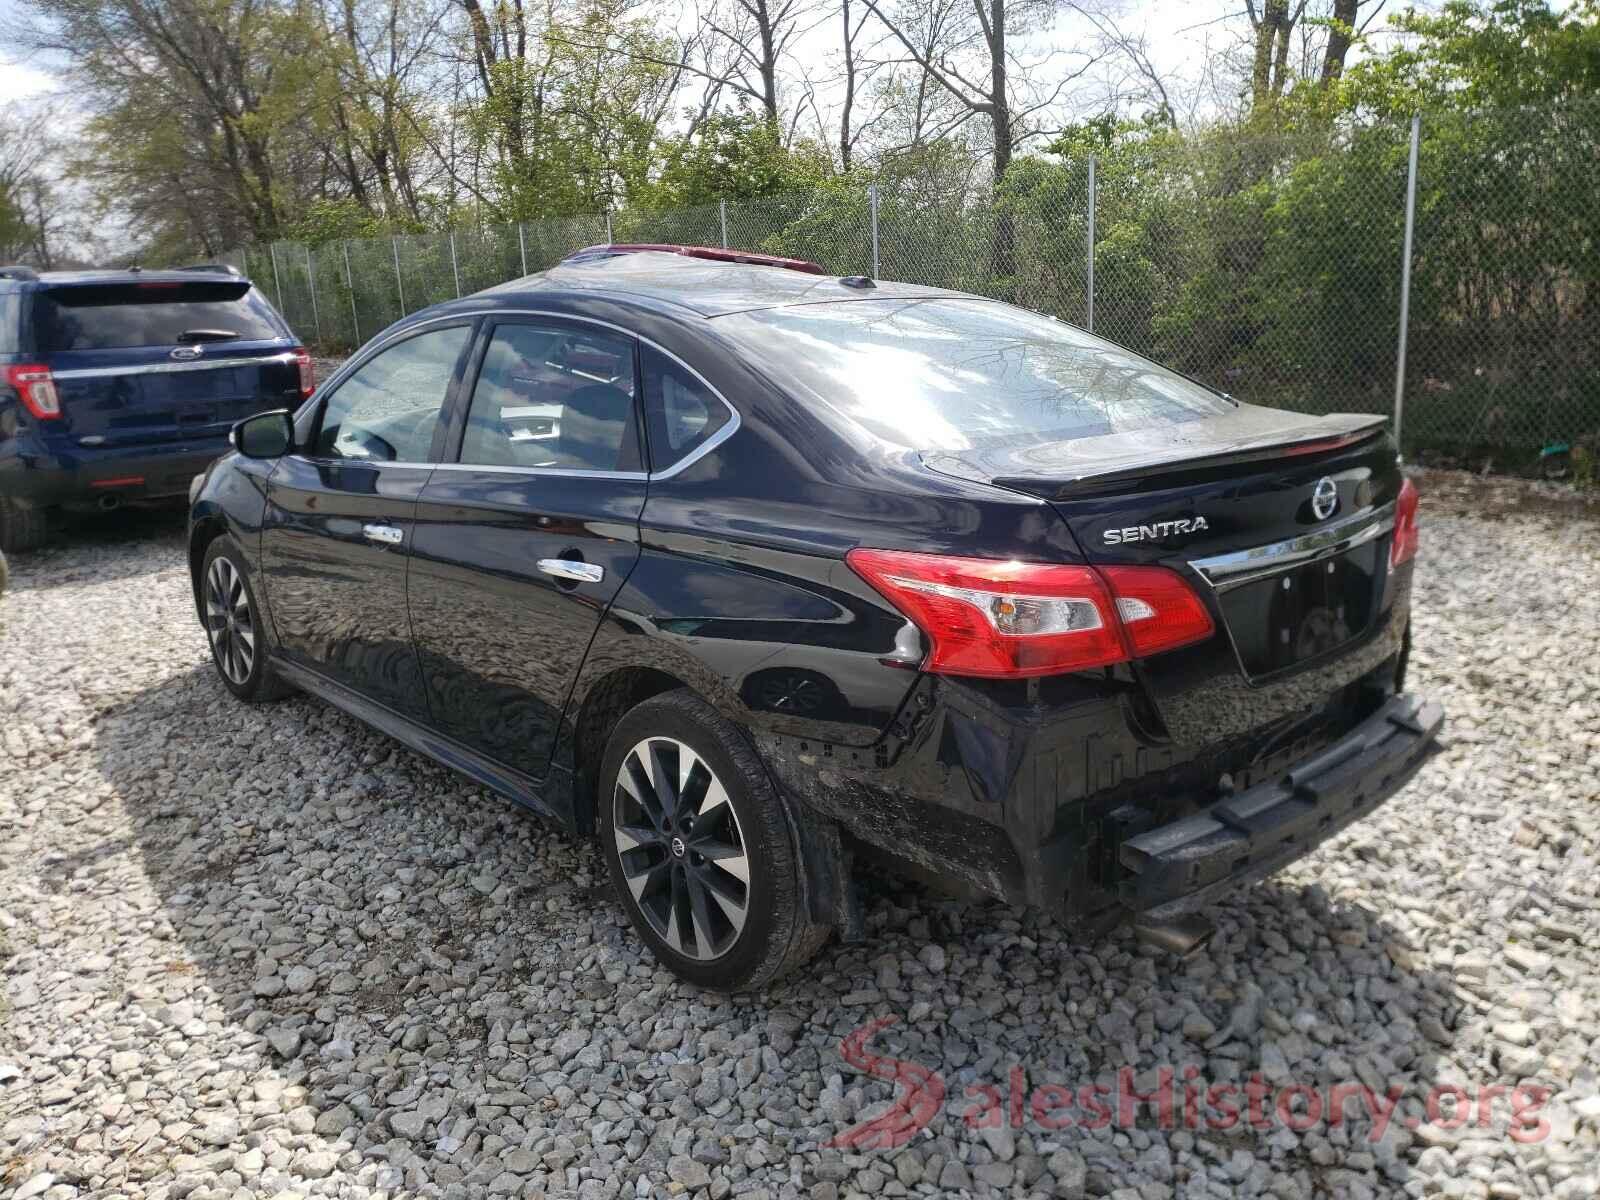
[
  {"xmin": 199, "ymin": 537, "xmax": 292, "ymax": 703},
  {"xmin": 597, "ymin": 689, "xmax": 829, "ymax": 991},
  {"xmin": 0, "ymin": 495, "xmax": 49, "ymax": 554}
]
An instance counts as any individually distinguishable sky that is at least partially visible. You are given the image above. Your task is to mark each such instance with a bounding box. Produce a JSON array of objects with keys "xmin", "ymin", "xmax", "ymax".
[
  {"xmin": 0, "ymin": 61, "xmax": 51, "ymax": 105},
  {"xmin": 0, "ymin": 0, "xmax": 55, "ymax": 104},
  {"xmin": 0, "ymin": 0, "xmax": 1286, "ymax": 112}
]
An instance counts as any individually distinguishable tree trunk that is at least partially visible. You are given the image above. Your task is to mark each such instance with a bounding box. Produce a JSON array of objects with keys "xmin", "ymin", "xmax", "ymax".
[
  {"xmin": 1320, "ymin": 0, "xmax": 1358, "ymax": 83},
  {"xmin": 839, "ymin": 0, "xmax": 854, "ymax": 171},
  {"xmin": 988, "ymin": 0, "xmax": 1014, "ymax": 279},
  {"xmin": 1271, "ymin": 9, "xmax": 1292, "ymax": 98},
  {"xmin": 755, "ymin": 0, "xmax": 780, "ymax": 131},
  {"xmin": 1251, "ymin": 0, "xmax": 1290, "ymax": 109}
]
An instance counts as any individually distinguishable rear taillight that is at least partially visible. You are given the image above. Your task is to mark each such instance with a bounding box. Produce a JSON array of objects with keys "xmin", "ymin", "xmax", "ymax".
[
  {"xmin": 1100, "ymin": 565, "xmax": 1216, "ymax": 658},
  {"xmin": 4, "ymin": 364, "xmax": 61, "ymax": 420},
  {"xmin": 1390, "ymin": 477, "xmax": 1419, "ymax": 568},
  {"xmin": 845, "ymin": 549, "xmax": 1214, "ymax": 679},
  {"xmin": 292, "ymin": 348, "xmax": 316, "ymax": 399}
]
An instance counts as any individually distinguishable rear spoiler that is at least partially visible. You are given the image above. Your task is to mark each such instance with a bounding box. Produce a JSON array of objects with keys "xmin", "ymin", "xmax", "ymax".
[
  {"xmin": 928, "ymin": 414, "xmax": 1391, "ymax": 502},
  {"xmin": 1020, "ymin": 420, "xmax": 1389, "ymax": 499},
  {"xmin": 563, "ymin": 243, "xmax": 826, "ymax": 275}
]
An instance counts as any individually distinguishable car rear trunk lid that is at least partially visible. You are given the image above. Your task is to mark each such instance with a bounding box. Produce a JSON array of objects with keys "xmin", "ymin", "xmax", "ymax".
[{"xmin": 925, "ymin": 404, "xmax": 1408, "ymax": 746}]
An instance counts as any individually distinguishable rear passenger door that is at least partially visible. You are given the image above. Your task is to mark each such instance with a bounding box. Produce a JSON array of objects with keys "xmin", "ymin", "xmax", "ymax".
[{"xmin": 407, "ymin": 318, "xmax": 647, "ymax": 786}]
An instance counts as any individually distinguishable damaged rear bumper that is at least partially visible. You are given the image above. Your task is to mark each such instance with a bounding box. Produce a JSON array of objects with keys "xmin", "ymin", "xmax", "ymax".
[
  {"xmin": 755, "ymin": 650, "xmax": 1441, "ymax": 933},
  {"xmin": 1115, "ymin": 692, "xmax": 1444, "ymax": 920}
]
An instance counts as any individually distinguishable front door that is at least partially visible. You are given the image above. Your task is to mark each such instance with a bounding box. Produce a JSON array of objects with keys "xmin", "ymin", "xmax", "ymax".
[
  {"xmin": 407, "ymin": 317, "xmax": 647, "ymax": 782},
  {"xmin": 260, "ymin": 322, "xmax": 475, "ymax": 719}
]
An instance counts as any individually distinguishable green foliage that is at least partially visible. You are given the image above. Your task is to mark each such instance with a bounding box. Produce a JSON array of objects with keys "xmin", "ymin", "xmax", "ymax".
[
  {"xmin": 643, "ymin": 114, "xmax": 833, "ymax": 211},
  {"xmin": 466, "ymin": 0, "xmax": 682, "ymax": 221},
  {"xmin": 753, "ymin": 142, "xmax": 995, "ymax": 283},
  {"xmin": 0, "ymin": 185, "xmax": 26, "ymax": 259},
  {"xmin": 282, "ymin": 198, "xmax": 423, "ymax": 246},
  {"xmin": 1341, "ymin": 0, "xmax": 1600, "ymax": 113},
  {"xmin": 1573, "ymin": 444, "xmax": 1597, "ymax": 491}
]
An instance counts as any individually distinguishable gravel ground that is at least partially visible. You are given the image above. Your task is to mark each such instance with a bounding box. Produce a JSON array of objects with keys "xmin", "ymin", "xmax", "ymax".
[{"xmin": 2, "ymin": 479, "xmax": 1598, "ymax": 1200}]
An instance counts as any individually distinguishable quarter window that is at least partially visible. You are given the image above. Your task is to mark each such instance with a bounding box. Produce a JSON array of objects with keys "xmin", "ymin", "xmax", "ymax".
[
  {"xmin": 459, "ymin": 322, "xmax": 640, "ymax": 472},
  {"xmin": 641, "ymin": 346, "xmax": 731, "ymax": 473},
  {"xmin": 314, "ymin": 325, "xmax": 471, "ymax": 462}
]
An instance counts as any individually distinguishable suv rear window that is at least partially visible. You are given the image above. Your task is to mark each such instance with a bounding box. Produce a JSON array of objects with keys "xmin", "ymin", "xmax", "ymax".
[
  {"xmin": 719, "ymin": 298, "xmax": 1232, "ymax": 452},
  {"xmin": 34, "ymin": 281, "xmax": 286, "ymax": 352}
]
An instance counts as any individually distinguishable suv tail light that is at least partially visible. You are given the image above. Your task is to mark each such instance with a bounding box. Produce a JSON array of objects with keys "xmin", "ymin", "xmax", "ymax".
[
  {"xmin": 292, "ymin": 348, "xmax": 316, "ymax": 399},
  {"xmin": 1390, "ymin": 477, "xmax": 1419, "ymax": 568},
  {"xmin": 846, "ymin": 549, "xmax": 1214, "ymax": 678},
  {"xmin": 4, "ymin": 364, "xmax": 62, "ymax": 420}
]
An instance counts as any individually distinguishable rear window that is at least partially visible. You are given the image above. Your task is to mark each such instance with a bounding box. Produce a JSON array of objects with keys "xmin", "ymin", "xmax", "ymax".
[
  {"xmin": 719, "ymin": 298, "xmax": 1232, "ymax": 452},
  {"xmin": 34, "ymin": 281, "xmax": 286, "ymax": 352}
]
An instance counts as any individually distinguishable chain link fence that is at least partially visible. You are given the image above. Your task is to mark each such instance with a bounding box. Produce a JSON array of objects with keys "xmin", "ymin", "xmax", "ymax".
[{"xmin": 232, "ymin": 101, "xmax": 1599, "ymax": 469}]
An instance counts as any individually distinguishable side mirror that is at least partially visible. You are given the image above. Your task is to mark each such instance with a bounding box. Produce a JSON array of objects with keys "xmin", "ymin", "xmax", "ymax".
[{"xmin": 231, "ymin": 410, "xmax": 295, "ymax": 459}]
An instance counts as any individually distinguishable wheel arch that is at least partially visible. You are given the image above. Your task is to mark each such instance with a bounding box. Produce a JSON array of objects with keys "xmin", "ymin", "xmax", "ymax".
[
  {"xmin": 567, "ymin": 665, "xmax": 853, "ymax": 942},
  {"xmin": 567, "ymin": 665, "xmax": 689, "ymax": 834},
  {"xmin": 188, "ymin": 508, "xmax": 230, "ymax": 617}
]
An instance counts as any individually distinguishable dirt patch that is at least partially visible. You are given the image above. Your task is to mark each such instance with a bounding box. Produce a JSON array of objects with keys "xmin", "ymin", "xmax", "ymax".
[{"xmin": 1410, "ymin": 465, "xmax": 1600, "ymax": 523}]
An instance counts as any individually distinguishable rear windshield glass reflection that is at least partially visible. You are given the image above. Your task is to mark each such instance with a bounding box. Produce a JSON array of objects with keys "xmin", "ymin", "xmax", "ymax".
[{"xmin": 722, "ymin": 298, "xmax": 1231, "ymax": 451}]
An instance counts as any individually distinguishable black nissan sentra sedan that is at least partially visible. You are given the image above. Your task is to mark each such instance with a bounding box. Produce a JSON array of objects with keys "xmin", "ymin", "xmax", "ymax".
[{"xmin": 188, "ymin": 245, "xmax": 1442, "ymax": 990}]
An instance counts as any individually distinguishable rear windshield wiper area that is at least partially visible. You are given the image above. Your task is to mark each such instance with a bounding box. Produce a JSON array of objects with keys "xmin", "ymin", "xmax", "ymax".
[{"xmin": 176, "ymin": 328, "xmax": 240, "ymax": 343}]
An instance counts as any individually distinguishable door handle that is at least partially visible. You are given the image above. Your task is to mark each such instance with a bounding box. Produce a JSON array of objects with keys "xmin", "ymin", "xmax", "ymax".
[
  {"xmin": 537, "ymin": 558, "xmax": 604, "ymax": 584},
  {"xmin": 363, "ymin": 523, "xmax": 405, "ymax": 547}
]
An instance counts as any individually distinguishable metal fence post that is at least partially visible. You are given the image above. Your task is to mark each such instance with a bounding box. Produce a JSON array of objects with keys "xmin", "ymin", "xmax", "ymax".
[
  {"xmin": 343, "ymin": 240, "xmax": 360, "ymax": 347},
  {"xmin": 869, "ymin": 185, "xmax": 880, "ymax": 278},
  {"xmin": 392, "ymin": 236, "xmax": 406, "ymax": 316},
  {"xmin": 605, "ymin": 211, "xmax": 613, "ymax": 244},
  {"xmin": 304, "ymin": 245, "xmax": 322, "ymax": 345},
  {"xmin": 518, "ymin": 222, "xmax": 528, "ymax": 276},
  {"xmin": 268, "ymin": 242, "xmax": 284, "ymax": 316},
  {"xmin": 1086, "ymin": 156, "xmax": 1097, "ymax": 334},
  {"xmin": 449, "ymin": 230, "xmax": 462, "ymax": 298},
  {"xmin": 720, "ymin": 199, "xmax": 729, "ymax": 249},
  {"xmin": 1394, "ymin": 115, "xmax": 1421, "ymax": 458}
]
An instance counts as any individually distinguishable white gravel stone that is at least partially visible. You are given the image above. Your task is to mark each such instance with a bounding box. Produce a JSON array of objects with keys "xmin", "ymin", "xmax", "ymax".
[{"xmin": 2, "ymin": 474, "xmax": 1598, "ymax": 1200}]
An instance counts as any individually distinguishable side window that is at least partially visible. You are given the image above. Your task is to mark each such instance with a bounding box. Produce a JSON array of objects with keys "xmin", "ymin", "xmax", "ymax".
[
  {"xmin": 314, "ymin": 324, "xmax": 471, "ymax": 462},
  {"xmin": 641, "ymin": 345, "xmax": 732, "ymax": 473},
  {"xmin": 459, "ymin": 322, "xmax": 640, "ymax": 472}
]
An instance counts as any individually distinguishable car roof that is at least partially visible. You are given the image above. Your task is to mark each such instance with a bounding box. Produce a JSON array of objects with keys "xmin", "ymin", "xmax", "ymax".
[{"xmin": 480, "ymin": 250, "xmax": 966, "ymax": 318}]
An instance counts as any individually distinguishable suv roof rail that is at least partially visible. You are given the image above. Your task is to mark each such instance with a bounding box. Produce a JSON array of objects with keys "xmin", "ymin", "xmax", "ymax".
[
  {"xmin": 0, "ymin": 265, "xmax": 41, "ymax": 282},
  {"xmin": 563, "ymin": 243, "xmax": 826, "ymax": 276},
  {"xmin": 173, "ymin": 262, "xmax": 244, "ymax": 276}
]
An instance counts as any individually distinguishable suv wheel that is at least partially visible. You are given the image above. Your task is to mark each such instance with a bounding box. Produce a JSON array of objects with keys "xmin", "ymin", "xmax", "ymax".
[
  {"xmin": 0, "ymin": 495, "xmax": 49, "ymax": 554},
  {"xmin": 598, "ymin": 690, "xmax": 829, "ymax": 990},
  {"xmin": 201, "ymin": 538, "xmax": 291, "ymax": 703}
]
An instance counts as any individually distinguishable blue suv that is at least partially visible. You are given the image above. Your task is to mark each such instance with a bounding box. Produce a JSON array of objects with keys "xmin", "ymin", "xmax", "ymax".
[{"xmin": 1, "ymin": 263, "xmax": 312, "ymax": 551}]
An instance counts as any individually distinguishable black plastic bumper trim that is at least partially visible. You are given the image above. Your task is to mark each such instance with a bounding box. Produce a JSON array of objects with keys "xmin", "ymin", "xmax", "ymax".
[
  {"xmin": 1117, "ymin": 692, "xmax": 1444, "ymax": 919},
  {"xmin": 1, "ymin": 446, "xmax": 226, "ymax": 503}
]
